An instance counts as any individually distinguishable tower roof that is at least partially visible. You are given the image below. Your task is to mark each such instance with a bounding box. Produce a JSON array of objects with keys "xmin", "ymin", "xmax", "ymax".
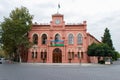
[{"xmin": 52, "ymin": 13, "xmax": 63, "ymax": 17}]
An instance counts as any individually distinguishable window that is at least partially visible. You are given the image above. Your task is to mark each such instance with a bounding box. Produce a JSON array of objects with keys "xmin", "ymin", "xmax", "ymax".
[
  {"xmin": 77, "ymin": 33, "xmax": 82, "ymax": 44},
  {"xmin": 55, "ymin": 34, "xmax": 60, "ymax": 41},
  {"xmin": 81, "ymin": 52, "xmax": 84, "ymax": 59},
  {"xmin": 68, "ymin": 52, "xmax": 71, "ymax": 59},
  {"xmin": 42, "ymin": 34, "xmax": 47, "ymax": 45},
  {"xmin": 41, "ymin": 51, "xmax": 47, "ymax": 59},
  {"xmin": 72, "ymin": 52, "xmax": 74, "ymax": 59},
  {"xmin": 32, "ymin": 52, "xmax": 34, "ymax": 59},
  {"xmin": 78, "ymin": 52, "xmax": 80, "ymax": 59},
  {"xmin": 32, "ymin": 52, "xmax": 37, "ymax": 59},
  {"xmin": 35, "ymin": 52, "xmax": 37, "ymax": 58},
  {"xmin": 33, "ymin": 34, "xmax": 38, "ymax": 44},
  {"xmin": 44, "ymin": 52, "xmax": 47, "ymax": 59},
  {"xmin": 68, "ymin": 34, "xmax": 74, "ymax": 44},
  {"xmin": 41, "ymin": 52, "xmax": 43, "ymax": 59}
]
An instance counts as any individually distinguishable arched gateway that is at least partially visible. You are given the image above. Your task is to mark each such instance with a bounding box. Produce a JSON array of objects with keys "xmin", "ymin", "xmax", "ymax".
[{"xmin": 53, "ymin": 48, "xmax": 62, "ymax": 63}]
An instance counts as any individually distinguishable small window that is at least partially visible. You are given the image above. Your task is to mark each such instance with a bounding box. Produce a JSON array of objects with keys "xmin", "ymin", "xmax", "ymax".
[
  {"xmin": 35, "ymin": 52, "xmax": 37, "ymax": 58},
  {"xmin": 78, "ymin": 52, "xmax": 80, "ymax": 59},
  {"xmin": 32, "ymin": 52, "xmax": 34, "ymax": 59},
  {"xmin": 41, "ymin": 52, "xmax": 43, "ymax": 59},
  {"xmin": 44, "ymin": 52, "xmax": 47, "ymax": 59},
  {"xmin": 68, "ymin": 52, "xmax": 71, "ymax": 59},
  {"xmin": 72, "ymin": 52, "xmax": 74, "ymax": 59},
  {"xmin": 81, "ymin": 52, "xmax": 84, "ymax": 59}
]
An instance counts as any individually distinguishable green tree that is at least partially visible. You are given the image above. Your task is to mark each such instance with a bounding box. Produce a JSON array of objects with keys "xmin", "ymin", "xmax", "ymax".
[
  {"xmin": 1, "ymin": 6, "xmax": 33, "ymax": 62},
  {"xmin": 0, "ymin": 48, "xmax": 5, "ymax": 58},
  {"xmin": 101, "ymin": 28, "xmax": 120, "ymax": 60},
  {"xmin": 87, "ymin": 43, "xmax": 97, "ymax": 56},
  {"xmin": 88, "ymin": 43, "xmax": 113, "ymax": 64},
  {"xmin": 118, "ymin": 53, "xmax": 120, "ymax": 58},
  {"xmin": 102, "ymin": 28, "xmax": 114, "ymax": 50},
  {"xmin": 88, "ymin": 43, "xmax": 112, "ymax": 57},
  {"xmin": 112, "ymin": 51, "xmax": 120, "ymax": 60}
]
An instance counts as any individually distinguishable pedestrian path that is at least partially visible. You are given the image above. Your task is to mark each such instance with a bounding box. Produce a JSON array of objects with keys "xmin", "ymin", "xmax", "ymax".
[{"xmin": 22, "ymin": 63, "xmax": 107, "ymax": 67}]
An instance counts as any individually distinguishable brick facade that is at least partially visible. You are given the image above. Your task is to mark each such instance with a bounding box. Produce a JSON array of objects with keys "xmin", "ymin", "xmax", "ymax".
[{"xmin": 25, "ymin": 13, "xmax": 99, "ymax": 63}]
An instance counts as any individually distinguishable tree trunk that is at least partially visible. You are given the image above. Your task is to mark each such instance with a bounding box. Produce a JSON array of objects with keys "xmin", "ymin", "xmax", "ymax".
[
  {"xmin": 17, "ymin": 48, "xmax": 22, "ymax": 63},
  {"xmin": 19, "ymin": 51, "xmax": 21, "ymax": 63}
]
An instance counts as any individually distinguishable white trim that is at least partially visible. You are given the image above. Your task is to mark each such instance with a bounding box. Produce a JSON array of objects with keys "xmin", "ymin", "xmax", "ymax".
[
  {"xmin": 54, "ymin": 32, "xmax": 62, "ymax": 38},
  {"xmin": 31, "ymin": 32, "xmax": 39, "ymax": 37},
  {"xmin": 40, "ymin": 33, "xmax": 48, "ymax": 37},
  {"xmin": 67, "ymin": 33, "xmax": 74, "ymax": 37},
  {"xmin": 40, "ymin": 48, "xmax": 47, "ymax": 52},
  {"xmin": 76, "ymin": 32, "xmax": 84, "ymax": 37}
]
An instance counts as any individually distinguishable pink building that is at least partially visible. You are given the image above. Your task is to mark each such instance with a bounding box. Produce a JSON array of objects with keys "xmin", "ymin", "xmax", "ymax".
[{"xmin": 26, "ymin": 13, "xmax": 100, "ymax": 63}]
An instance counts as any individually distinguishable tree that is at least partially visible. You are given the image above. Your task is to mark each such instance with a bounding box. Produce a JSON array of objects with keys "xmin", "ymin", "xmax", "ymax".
[
  {"xmin": 88, "ymin": 43, "xmax": 112, "ymax": 57},
  {"xmin": 112, "ymin": 51, "xmax": 120, "ymax": 60},
  {"xmin": 102, "ymin": 28, "xmax": 114, "ymax": 50},
  {"xmin": 1, "ymin": 6, "xmax": 33, "ymax": 62},
  {"xmin": 87, "ymin": 43, "xmax": 97, "ymax": 56},
  {"xmin": 101, "ymin": 28, "xmax": 120, "ymax": 60}
]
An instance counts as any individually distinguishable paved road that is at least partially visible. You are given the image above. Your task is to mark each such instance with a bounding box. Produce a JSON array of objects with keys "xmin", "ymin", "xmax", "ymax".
[{"xmin": 0, "ymin": 61, "xmax": 120, "ymax": 80}]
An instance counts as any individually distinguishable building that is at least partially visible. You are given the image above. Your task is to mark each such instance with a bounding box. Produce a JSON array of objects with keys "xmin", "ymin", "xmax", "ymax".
[{"xmin": 25, "ymin": 13, "xmax": 100, "ymax": 63}]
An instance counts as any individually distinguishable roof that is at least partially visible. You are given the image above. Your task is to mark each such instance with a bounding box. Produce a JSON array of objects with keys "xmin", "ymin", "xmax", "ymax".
[
  {"xmin": 87, "ymin": 33, "xmax": 101, "ymax": 43},
  {"xmin": 52, "ymin": 13, "xmax": 63, "ymax": 17}
]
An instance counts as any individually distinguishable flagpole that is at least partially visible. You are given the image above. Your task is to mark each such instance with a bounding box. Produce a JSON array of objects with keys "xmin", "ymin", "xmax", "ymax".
[{"xmin": 57, "ymin": 3, "xmax": 60, "ymax": 13}]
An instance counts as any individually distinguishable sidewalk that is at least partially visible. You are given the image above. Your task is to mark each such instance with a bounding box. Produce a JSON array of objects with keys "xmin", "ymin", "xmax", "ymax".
[{"xmin": 21, "ymin": 63, "xmax": 106, "ymax": 66}]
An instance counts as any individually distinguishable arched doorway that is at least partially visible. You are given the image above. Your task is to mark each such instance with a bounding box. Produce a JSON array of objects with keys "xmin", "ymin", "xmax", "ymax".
[{"xmin": 53, "ymin": 48, "xmax": 62, "ymax": 63}]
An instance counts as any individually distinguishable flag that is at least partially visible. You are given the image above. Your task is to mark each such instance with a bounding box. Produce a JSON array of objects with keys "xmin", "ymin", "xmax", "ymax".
[
  {"xmin": 51, "ymin": 40, "xmax": 64, "ymax": 46},
  {"xmin": 58, "ymin": 4, "xmax": 60, "ymax": 8}
]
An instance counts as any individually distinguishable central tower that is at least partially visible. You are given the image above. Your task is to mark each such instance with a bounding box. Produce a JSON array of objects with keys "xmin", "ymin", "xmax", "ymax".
[{"xmin": 50, "ymin": 13, "xmax": 65, "ymax": 28}]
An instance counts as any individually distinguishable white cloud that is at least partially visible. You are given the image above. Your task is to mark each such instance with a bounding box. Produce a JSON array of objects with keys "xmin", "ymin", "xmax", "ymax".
[{"xmin": 0, "ymin": 0, "xmax": 120, "ymax": 52}]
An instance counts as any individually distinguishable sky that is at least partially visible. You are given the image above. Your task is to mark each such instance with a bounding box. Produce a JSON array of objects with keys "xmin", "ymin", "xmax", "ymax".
[{"xmin": 0, "ymin": 0, "xmax": 120, "ymax": 52}]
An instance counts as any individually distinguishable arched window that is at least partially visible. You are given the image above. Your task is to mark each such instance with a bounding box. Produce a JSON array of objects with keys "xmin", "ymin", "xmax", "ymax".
[
  {"xmin": 77, "ymin": 33, "xmax": 82, "ymax": 44},
  {"xmin": 33, "ymin": 34, "xmax": 38, "ymax": 44},
  {"xmin": 41, "ymin": 34, "xmax": 47, "ymax": 44},
  {"xmin": 55, "ymin": 34, "xmax": 60, "ymax": 41},
  {"xmin": 32, "ymin": 52, "xmax": 34, "ymax": 59},
  {"xmin": 68, "ymin": 34, "xmax": 74, "ymax": 44}
]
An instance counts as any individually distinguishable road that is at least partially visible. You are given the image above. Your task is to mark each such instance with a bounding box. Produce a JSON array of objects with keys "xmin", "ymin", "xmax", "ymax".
[{"xmin": 0, "ymin": 61, "xmax": 120, "ymax": 80}]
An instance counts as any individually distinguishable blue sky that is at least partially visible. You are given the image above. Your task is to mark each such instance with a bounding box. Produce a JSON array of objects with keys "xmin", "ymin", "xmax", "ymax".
[{"xmin": 0, "ymin": 0, "xmax": 120, "ymax": 52}]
